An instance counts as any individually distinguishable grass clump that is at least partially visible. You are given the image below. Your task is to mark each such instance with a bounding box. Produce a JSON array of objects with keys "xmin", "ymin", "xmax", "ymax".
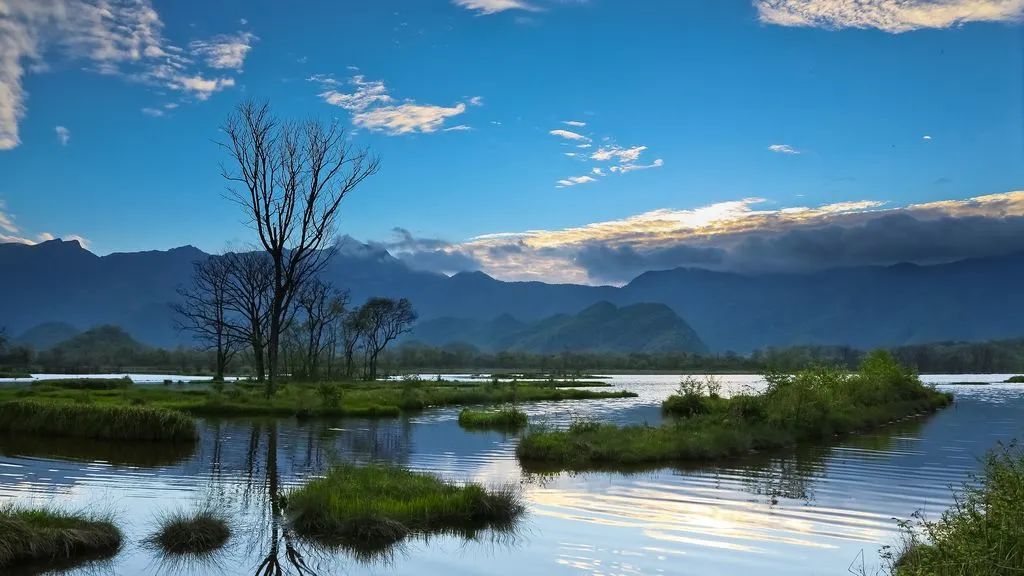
[
  {"xmin": 287, "ymin": 464, "xmax": 523, "ymax": 549},
  {"xmin": 0, "ymin": 400, "xmax": 197, "ymax": 441},
  {"xmin": 30, "ymin": 377, "xmax": 132, "ymax": 390},
  {"xmin": 0, "ymin": 505, "xmax": 122, "ymax": 570},
  {"xmin": 458, "ymin": 406, "xmax": 528, "ymax": 430},
  {"xmin": 891, "ymin": 444, "xmax": 1024, "ymax": 575},
  {"xmin": 146, "ymin": 510, "xmax": 231, "ymax": 557},
  {"xmin": 1005, "ymin": 375, "xmax": 1024, "ymax": 383},
  {"xmin": 518, "ymin": 351, "xmax": 952, "ymax": 468}
]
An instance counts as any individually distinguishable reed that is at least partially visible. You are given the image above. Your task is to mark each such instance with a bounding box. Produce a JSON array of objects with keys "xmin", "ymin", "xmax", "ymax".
[{"xmin": 0, "ymin": 400, "xmax": 197, "ymax": 441}]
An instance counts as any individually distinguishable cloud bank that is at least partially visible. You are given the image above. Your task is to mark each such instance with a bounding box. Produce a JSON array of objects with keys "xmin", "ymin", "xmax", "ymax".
[{"xmin": 755, "ymin": 0, "xmax": 1024, "ymax": 32}]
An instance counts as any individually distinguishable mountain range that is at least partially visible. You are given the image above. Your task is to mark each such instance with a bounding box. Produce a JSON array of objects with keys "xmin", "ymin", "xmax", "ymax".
[{"xmin": 3, "ymin": 238, "xmax": 1024, "ymax": 353}]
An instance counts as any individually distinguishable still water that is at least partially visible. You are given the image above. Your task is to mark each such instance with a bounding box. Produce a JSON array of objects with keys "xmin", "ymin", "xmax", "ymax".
[{"xmin": 1, "ymin": 375, "xmax": 1021, "ymax": 576}]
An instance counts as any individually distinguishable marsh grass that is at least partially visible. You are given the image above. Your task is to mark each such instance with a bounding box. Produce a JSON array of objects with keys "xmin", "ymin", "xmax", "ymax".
[
  {"xmin": 30, "ymin": 377, "xmax": 132, "ymax": 390},
  {"xmin": 887, "ymin": 444, "xmax": 1024, "ymax": 576},
  {"xmin": 517, "ymin": 351, "xmax": 952, "ymax": 468},
  {"xmin": 1005, "ymin": 375, "xmax": 1024, "ymax": 383},
  {"xmin": 0, "ymin": 400, "xmax": 197, "ymax": 441},
  {"xmin": 287, "ymin": 464, "xmax": 524, "ymax": 550},
  {"xmin": 0, "ymin": 379, "xmax": 634, "ymax": 420},
  {"xmin": 458, "ymin": 407, "xmax": 529, "ymax": 430},
  {"xmin": 146, "ymin": 509, "xmax": 231, "ymax": 557},
  {"xmin": 0, "ymin": 505, "xmax": 122, "ymax": 570}
]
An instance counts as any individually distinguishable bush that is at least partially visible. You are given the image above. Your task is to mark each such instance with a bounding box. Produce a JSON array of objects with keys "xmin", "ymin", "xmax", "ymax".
[{"xmin": 316, "ymin": 382, "xmax": 342, "ymax": 408}]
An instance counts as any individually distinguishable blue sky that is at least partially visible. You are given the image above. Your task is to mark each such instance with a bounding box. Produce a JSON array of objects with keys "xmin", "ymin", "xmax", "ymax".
[{"xmin": 1, "ymin": 0, "xmax": 1023, "ymax": 283}]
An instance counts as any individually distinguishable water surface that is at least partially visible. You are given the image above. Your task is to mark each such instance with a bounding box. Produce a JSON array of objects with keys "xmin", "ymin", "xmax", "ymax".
[{"xmin": 1, "ymin": 374, "xmax": 1022, "ymax": 575}]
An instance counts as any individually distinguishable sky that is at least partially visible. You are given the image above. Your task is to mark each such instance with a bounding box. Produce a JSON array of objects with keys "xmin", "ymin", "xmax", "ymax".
[{"xmin": 0, "ymin": 0, "xmax": 1023, "ymax": 285}]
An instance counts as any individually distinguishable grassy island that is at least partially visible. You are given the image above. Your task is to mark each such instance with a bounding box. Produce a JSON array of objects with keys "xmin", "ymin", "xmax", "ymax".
[
  {"xmin": 0, "ymin": 400, "xmax": 197, "ymax": 442},
  {"xmin": 287, "ymin": 464, "xmax": 523, "ymax": 549},
  {"xmin": 147, "ymin": 510, "xmax": 231, "ymax": 557},
  {"xmin": 458, "ymin": 407, "xmax": 529, "ymax": 430},
  {"xmin": 893, "ymin": 445, "xmax": 1024, "ymax": 575},
  {"xmin": 0, "ymin": 378, "xmax": 634, "ymax": 422},
  {"xmin": 517, "ymin": 351, "xmax": 952, "ymax": 469},
  {"xmin": 0, "ymin": 505, "xmax": 122, "ymax": 571},
  {"xmin": 1005, "ymin": 375, "xmax": 1024, "ymax": 383}
]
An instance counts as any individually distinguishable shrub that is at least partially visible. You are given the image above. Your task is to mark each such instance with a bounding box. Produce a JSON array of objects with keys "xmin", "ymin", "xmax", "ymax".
[{"xmin": 316, "ymin": 382, "xmax": 342, "ymax": 408}]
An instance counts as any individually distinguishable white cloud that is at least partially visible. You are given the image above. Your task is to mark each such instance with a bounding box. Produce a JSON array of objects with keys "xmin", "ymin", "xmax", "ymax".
[
  {"xmin": 591, "ymin": 167, "xmax": 604, "ymax": 176},
  {"xmin": 755, "ymin": 0, "xmax": 1024, "ymax": 33},
  {"xmin": 0, "ymin": 0, "xmax": 249, "ymax": 150},
  {"xmin": 562, "ymin": 120, "xmax": 586, "ymax": 127},
  {"xmin": 453, "ymin": 0, "xmax": 539, "ymax": 14},
  {"xmin": 549, "ymin": 129, "xmax": 590, "ymax": 141},
  {"xmin": 141, "ymin": 107, "xmax": 164, "ymax": 117},
  {"xmin": 444, "ymin": 124, "xmax": 473, "ymax": 131},
  {"xmin": 313, "ymin": 74, "xmax": 474, "ymax": 135},
  {"xmin": 54, "ymin": 125, "xmax": 70, "ymax": 146},
  {"xmin": 591, "ymin": 145, "xmax": 647, "ymax": 162},
  {"xmin": 556, "ymin": 175, "xmax": 597, "ymax": 187},
  {"xmin": 469, "ymin": 96, "xmax": 484, "ymax": 106},
  {"xmin": 768, "ymin": 143, "xmax": 801, "ymax": 154},
  {"xmin": 923, "ymin": 134, "xmax": 933, "ymax": 140},
  {"xmin": 189, "ymin": 31, "xmax": 257, "ymax": 70},
  {"xmin": 610, "ymin": 158, "xmax": 664, "ymax": 173},
  {"xmin": 0, "ymin": 200, "xmax": 87, "ymax": 246}
]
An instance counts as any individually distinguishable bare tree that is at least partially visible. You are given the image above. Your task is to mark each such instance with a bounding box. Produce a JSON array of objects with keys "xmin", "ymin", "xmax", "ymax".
[
  {"xmin": 340, "ymin": 311, "xmax": 365, "ymax": 380},
  {"xmin": 222, "ymin": 250, "xmax": 275, "ymax": 382},
  {"xmin": 220, "ymin": 100, "xmax": 380, "ymax": 394},
  {"xmin": 295, "ymin": 279, "xmax": 348, "ymax": 380},
  {"xmin": 174, "ymin": 256, "xmax": 240, "ymax": 380},
  {"xmin": 359, "ymin": 297, "xmax": 417, "ymax": 381}
]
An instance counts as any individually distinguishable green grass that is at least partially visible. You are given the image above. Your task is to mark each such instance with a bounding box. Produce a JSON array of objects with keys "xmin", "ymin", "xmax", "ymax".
[
  {"xmin": 30, "ymin": 377, "xmax": 132, "ymax": 390},
  {"xmin": 0, "ymin": 505, "xmax": 122, "ymax": 570},
  {"xmin": 891, "ymin": 444, "xmax": 1024, "ymax": 576},
  {"xmin": 0, "ymin": 378, "xmax": 635, "ymax": 420},
  {"xmin": 1005, "ymin": 375, "xmax": 1024, "ymax": 383},
  {"xmin": 458, "ymin": 407, "xmax": 528, "ymax": 430},
  {"xmin": 0, "ymin": 371, "xmax": 31, "ymax": 379},
  {"xmin": 0, "ymin": 400, "xmax": 197, "ymax": 441},
  {"xmin": 517, "ymin": 351, "xmax": 952, "ymax": 469},
  {"xmin": 287, "ymin": 464, "xmax": 524, "ymax": 549},
  {"xmin": 146, "ymin": 509, "xmax": 230, "ymax": 557}
]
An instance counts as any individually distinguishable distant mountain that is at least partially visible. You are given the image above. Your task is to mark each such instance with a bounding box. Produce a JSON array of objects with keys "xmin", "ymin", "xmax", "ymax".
[
  {"xmin": 412, "ymin": 301, "xmax": 708, "ymax": 354},
  {"xmin": 3, "ymin": 238, "xmax": 1024, "ymax": 352},
  {"xmin": 15, "ymin": 322, "xmax": 80, "ymax": 350}
]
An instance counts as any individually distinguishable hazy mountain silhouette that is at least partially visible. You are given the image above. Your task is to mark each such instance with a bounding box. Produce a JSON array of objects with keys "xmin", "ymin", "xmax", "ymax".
[
  {"xmin": 412, "ymin": 301, "xmax": 708, "ymax": 354},
  {"xmin": 3, "ymin": 238, "xmax": 1024, "ymax": 353}
]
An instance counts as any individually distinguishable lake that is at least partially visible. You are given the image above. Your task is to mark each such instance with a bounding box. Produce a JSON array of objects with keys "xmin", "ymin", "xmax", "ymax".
[{"xmin": 1, "ymin": 374, "xmax": 1021, "ymax": 575}]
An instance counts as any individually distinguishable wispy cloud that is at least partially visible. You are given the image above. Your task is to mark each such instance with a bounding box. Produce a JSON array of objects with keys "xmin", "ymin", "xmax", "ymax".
[
  {"xmin": 141, "ymin": 107, "xmax": 165, "ymax": 117},
  {"xmin": 755, "ymin": 0, "xmax": 1024, "ymax": 33},
  {"xmin": 0, "ymin": 199, "xmax": 88, "ymax": 247},
  {"xmin": 189, "ymin": 31, "xmax": 257, "ymax": 70},
  {"xmin": 549, "ymin": 129, "xmax": 590, "ymax": 142},
  {"xmin": 0, "ymin": 0, "xmax": 250, "ymax": 150},
  {"xmin": 443, "ymin": 124, "xmax": 473, "ymax": 131},
  {"xmin": 453, "ymin": 0, "xmax": 540, "ymax": 14},
  {"xmin": 556, "ymin": 175, "xmax": 597, "ymax": 187},
  {"xmin": 312, "ymin": 73, "xmax": 474, "ymax": 135},
  {"xmin": 610, "ymin": 158, "xmax": 663, "ymax": 173},
  {"xmin": 768, "ymin": 143, "xmax": 801, "ymax": 154},
  {"xmin": 562, "ymin": 120, "xmax": 586, "ymax": 127},
  {"xmin": 54, "ymin": 126, "xmax": 70, "ymax": 146}
]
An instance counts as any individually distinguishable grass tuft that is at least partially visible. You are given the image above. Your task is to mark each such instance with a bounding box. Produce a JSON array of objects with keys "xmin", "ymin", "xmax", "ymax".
[
  {"xmin": 0, "ymin": 400, "xmax": 197, "ymax": 441},
  {"xmin": 287, "ymin": 464, "xmax": 524, "ymax": 549},
  {"xmin": 0, "ymin": 505, "xmax": 122, "ymax": 570},
  {"xmin": 458, "ymin": 407, "xmax": 528, "ymax": 430},
  {"xmin": 146, "ymin": 509, "xmax": 231, "ymax": 557}
]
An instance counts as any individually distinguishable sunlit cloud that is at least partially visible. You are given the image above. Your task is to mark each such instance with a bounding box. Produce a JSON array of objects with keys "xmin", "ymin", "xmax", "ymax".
[
  {"xmin": 312, "ymin": 73, "xmax": 473, "ymax": 135},
  {"xmin": 0, "ymin": 200, "xmax": 88, "ymax": 247},
  {"xmin": 755, "ymin": 0, "xmax": 1024, "ymax": 33}
]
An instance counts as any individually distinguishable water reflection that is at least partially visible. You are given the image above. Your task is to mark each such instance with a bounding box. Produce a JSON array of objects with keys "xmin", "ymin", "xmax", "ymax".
[{"xmin": 0, "ymin": 379, "xmax": 1021, "ymax": 576}]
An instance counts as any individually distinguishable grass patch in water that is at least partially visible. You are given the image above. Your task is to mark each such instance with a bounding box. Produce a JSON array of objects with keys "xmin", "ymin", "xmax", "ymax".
[
  {"xmin": 0, "ymin": 400, "xmax": 197, "ymax": 441},
  {"xmin": 890, "ymin": 444, "xmax": 1024, "ymax": 576},
  {"xmin": 146, "ymin": 509, "xmax": 230, "ymax": 557},
  {"xmin": 0, "ymin": 505, "xmax": 121, "ymax": 571},
  {"xmin": 287, "ymin": 464, "xmax": 523, "ymax": 550},
  {"xmin": 0, "ymin": 378, "xmax": 634, "ymax": 420},
  {"xmin": 1005, "ymin": 375, "xmax": 1024, "ymax": 383},
  {"xmin": 458, "ymin": 407, "xmax": 528, "ymax": 430},
  {"xmin": 517, "ymin": 351, "xmax": 952, "ymax": 469}
]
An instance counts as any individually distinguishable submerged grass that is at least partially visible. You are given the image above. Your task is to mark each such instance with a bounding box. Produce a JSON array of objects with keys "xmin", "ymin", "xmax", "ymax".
[
  {"xmin": 517, "ymin": 351, "xmax": 952, "ymax": 469},
  {"xmin": 0, "ymin": 378, "xmax": 634, "ymax": 420},
  {"xmin": 146, "ymin": 509, "xmax": 231, "ymax": 557},
  {"xmin": 287, "ymin": 464, "xmax": 524, "ymax": 549},
  {"xmin": 458, "ymin": 407, "xmax": 529, "ymax": 430},
  {"xmin": 891, "ymin": 444, "xmax": 1024, "ymax": 576},
  {"xmin": 0, "ymin": 400, "xmax": 197, "ymax": 441},
  {"xmin": 0, "ymin": 505, "xmax": 122, "ymax": 570}
]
